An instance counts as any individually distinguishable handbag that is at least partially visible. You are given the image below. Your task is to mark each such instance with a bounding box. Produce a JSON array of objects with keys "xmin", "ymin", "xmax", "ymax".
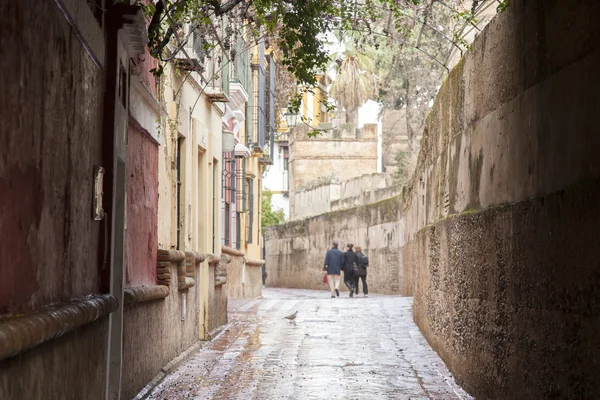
[
  {"xmin": 322, "ymin": 272, "xmax": 328, "ymax": 284},
  {"xmin": 352, "ymin": 262, "xmax": 359, "ymax": 274}
]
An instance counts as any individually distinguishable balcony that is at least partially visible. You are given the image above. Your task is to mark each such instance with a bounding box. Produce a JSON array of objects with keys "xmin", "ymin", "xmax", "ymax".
[{"xmin": 205, "ymin": 85, "xmax": 229, "ymax": 103}]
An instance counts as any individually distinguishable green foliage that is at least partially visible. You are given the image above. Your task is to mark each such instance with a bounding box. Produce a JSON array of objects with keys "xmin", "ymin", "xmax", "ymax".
[
  {"xmin": 393, "ymin": 150, "xmax": 411, "ymax": 185},
  {"xmin": 497, "ymin": 0, "xmax": 510, "ymax": 13},
  {"xmin": 144, "ymin": 1, "xmax": 458, "ymax": 96},
  {"xmin": 144, "ymin": 0, "xmax": 484, "ymax": 129},
  {"xmin": 261, "ymin": 190, "xmax": 285, "ymax": 229},
  {"xmin": 329, "ymin": 49, "xmax": 378, "ymax": 124}
]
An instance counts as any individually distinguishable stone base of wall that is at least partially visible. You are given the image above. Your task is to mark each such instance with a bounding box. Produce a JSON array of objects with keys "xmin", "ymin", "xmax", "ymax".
[
  {"xmin": 223, "ymin": 246, "xmax": 264, "ymax": 299},
  {"xmin": 0, "ymin": 319, "xmax": 109, "ymax": 399},
  {"xmin": 412, "ymin": 179, "xmax": 600, "ymax": 399},
  {"xmin": 207, "ymin": 263, "xmax": 228, "ymax": 334},
  {"xmin": 122, "ymin": 278, "xmax": 199, "ymax": 398}
]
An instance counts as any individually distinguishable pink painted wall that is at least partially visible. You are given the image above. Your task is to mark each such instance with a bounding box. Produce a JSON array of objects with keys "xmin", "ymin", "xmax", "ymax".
[
  {"xmin": 0, "ymin": 0, "xmax": 104, "ymax": 314},
  {"xmin": 126, "ymin": 122, "xmax": 159, "ymax": 287}
]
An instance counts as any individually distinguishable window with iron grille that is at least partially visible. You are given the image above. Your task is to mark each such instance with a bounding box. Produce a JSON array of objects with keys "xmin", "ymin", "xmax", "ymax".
[
  {"xmin": 235, "ymin": 212, "xmax": 241, "ymax": 249},
  {"xmin": 282, "ymin": 146, "xmax": 289, "ymax": 171},
  {"xmin": 222, "ymin": 152, "xmax": 236, "ymax": 246},
  {"xmin": 246, "ymin": 178, "xmax": 254, "ymax": 244},
  {"xmin": 224, "ymin": 202, "xmax": 230, "ymax": 246},
  {"xmin": 236, "ymin": 158, "xmax": 247, "ymax": 211}
]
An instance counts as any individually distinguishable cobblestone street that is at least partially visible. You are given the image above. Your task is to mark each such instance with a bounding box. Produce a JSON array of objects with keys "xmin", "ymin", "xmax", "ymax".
[{"xmin": 147, "ymin": 288, "xmax": 471, "ymax": 400}]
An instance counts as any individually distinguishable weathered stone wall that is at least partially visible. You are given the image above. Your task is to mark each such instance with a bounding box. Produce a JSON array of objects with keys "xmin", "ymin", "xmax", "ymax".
[
  {"xmin": 381, "ymin": 109, "xmax": 409, "ymax": 175},
  {"xmin": 265, "ymin": 1, "xmax": 600, "ymax": 397},
  {"xmin": 122, "ymin": 261, "xmax": 199, "ymax": 399},
  {"xmin": 224, "ymin": 246, "xmax": 264, "ymax": 299},
  {"xmin": 289, "ymin": 124, "xmax": 378, "ymax": 218},
  {"xmin": 265, "ymin": 196, "xmax": 410, "ymax": 295},
  {"xmin": 207, "ymin": 263, "xmax": 228, "ymax": 335},
  {"xmin": 403, "ymin": 1, "xmax": 600, "ymax": 398},
  {"xmin": 293, "ymin": 183, "xmax": 341, "ymax": 220},
  {"xmin": 0, "ymin": 1, "xmax": 108, "ymax": 398},
  {"xmin": 293, "ymin": 173, "xmax": 401, "ymax": 220}
]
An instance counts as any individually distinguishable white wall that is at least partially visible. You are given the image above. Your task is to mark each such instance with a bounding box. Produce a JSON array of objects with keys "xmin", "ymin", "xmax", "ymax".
[{"xmin": 262, "ymin": 140, "xmax": 289, "ymax": 219}]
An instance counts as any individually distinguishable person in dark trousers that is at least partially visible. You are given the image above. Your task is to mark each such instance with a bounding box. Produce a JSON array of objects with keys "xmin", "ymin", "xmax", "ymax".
[
  {"xmin": 342, "ymin": 243, "xmax": 359, "ymax": 297},
  {"xmin": 323, "ymin": 240, "xmax": 344, "ymax": 298},
  {"xmin": 262, "ymin": 264, "xmax": 267, "ymax": 286},
  {"xmin": 353, "ymin": 245, "xmax": 369, "ymax": 297}
]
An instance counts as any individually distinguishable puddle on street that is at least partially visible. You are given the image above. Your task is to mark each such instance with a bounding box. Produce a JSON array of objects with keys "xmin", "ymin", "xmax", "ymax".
[{"xmin": 147, "ymin": 289, "xmax": 472, "ymax": 400}]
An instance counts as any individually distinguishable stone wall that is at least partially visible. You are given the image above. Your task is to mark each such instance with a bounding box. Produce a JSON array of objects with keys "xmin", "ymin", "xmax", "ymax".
[
  {"xmin": 122, "ymin": 254, "xmax": 199, "ymax": 399},
  {"xmin": 381, "ymin": 109, "xmax": 409, "ymax": 175},
  {"xmin": 289, "ymin": 124, "xmax": 378, "ymax": 218},
  {"xmin": 293, "ymin": 182, "xmax": 341, "ymax": 220},
  {"xmin": 403, "ymin": 1, "xmax": 600, "ymax": 397},
  {"xmin": 265, "ymin": 196, "xmax": 410, "ymax": 295},
  {"xmin": 224, "ymin": 246, "xmax": 264, "ymax": 299},
  {"xmin": 265, "ymin": 1, "xmax": 600, "ymax": 397},
  {"xmin": 292, "ymin": 173, "xmax": 401, "ymax": 220},
  {"xmin": 207, "ymin": 261, "xmax": 228, "ymax": 336}
]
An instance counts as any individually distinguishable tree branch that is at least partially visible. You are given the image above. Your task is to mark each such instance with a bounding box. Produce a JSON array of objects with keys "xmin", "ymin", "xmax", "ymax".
[{"xmin": 213, "ymin": 0, "xmax": 248, "ymax": 16}]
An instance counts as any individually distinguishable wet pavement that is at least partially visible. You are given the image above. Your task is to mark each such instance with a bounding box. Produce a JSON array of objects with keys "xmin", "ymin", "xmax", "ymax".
[{"xmin": 147, "ymin": 288, "xmax": 472, "ymax": 400}]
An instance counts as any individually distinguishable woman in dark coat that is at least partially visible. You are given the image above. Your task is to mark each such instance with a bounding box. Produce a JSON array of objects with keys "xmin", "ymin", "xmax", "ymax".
[
  {"xmin": 354, "ymin": 246, "xmax": 368, "ymax": 297},
  {"xmin": 342, "ymin": 243, "xmax": 359, "ymax": 297}
]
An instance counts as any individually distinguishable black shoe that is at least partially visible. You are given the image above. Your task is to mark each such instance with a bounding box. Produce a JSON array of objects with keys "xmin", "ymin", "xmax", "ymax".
[
  {"xmin": 349, "ymin": 291, "xmax": 354, "ymax": 297},
  {"xmin": 331, "ymin": 295, "xmax": 335, "ymax": 298},
  {"xmin": 335, "ymin": 289, "xmax": 339, "ymax": 297}
]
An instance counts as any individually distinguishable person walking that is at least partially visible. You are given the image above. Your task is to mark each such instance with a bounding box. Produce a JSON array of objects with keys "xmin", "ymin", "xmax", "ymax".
[
  {"xmin": 323, "ymin": 241, "xmax": 344, "ymax": 298},
  {"xmin": 354, "ymin": 246, "xmax": 369, "ymax": 297},
  {"xmin": 342, "ymin": 243, "xmax": 359, "ymax": 297}
]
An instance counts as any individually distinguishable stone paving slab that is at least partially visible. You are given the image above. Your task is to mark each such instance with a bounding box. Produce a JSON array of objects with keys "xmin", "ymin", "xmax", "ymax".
[{"xmin": 147, "ymin": 288, "xmax": 472, "ymax": 400}]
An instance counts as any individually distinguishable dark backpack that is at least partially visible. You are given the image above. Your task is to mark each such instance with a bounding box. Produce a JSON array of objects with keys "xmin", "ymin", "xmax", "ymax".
[{"xmin": 359, "ymin": 254, "xmax": 368, "ymax": 267}]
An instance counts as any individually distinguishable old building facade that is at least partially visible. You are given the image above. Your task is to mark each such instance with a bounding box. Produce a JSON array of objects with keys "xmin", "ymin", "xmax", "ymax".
[{"xmin": 0, "ymin": 1, "xmax": 267, "ymax": 399}]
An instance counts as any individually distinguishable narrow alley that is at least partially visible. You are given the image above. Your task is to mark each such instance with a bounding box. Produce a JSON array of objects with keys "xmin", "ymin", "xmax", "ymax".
[
  {"xmin": 147, "ymin": 289, "xmax": 470, "ymax": 400},
  {"xmin": 2, "ymin": 1, "xmax": 599, "ymax": 399}
]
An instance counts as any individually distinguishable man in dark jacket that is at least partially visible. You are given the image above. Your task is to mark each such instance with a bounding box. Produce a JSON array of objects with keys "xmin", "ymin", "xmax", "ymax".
[
  {"xmin": 342, "ymin": 244, "xmax": 359, "ymax": 297},
  {"xmin": 323, "ymin": 241, "xmax": 344, "ymax": 298}
]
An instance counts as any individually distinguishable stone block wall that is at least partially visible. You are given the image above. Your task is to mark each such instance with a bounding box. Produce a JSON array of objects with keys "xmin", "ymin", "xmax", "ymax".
[
  {"xmin": 265, "ymin": 1, "xmax": 600, "ymax": 397},
  {"xmin": 289, "ymin": 124, "xmax": 378, "ymax": 219},
  {"xmin": 402, "ymin": 1, "xmax": 600, "ymax": 397},
  {"xmin": 224, "ymin": 246, "xmax": 264, "ymax": 299},
  {"xmin": 292, "ymin": 173, "xmax": 401, "ymax": 220},
  {"xmin": 265, "ymin": 196, "xmax": 409, "ymax": 295},
  {"xmin": 122, "ymin": 251, "xmax": 200, "ymax": 399},
  {"xmin": 207, "ymin": 255, "xmax": 228, "ymax": 336}
]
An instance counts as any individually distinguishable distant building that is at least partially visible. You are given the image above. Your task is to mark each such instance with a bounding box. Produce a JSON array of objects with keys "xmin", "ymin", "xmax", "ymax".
[{"xmin": 262, "ymin": 125, "xmax": 290, "ymax": 219}]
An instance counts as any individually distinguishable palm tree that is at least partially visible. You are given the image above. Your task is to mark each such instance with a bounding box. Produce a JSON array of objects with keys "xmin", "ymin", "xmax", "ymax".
[{"xmin": 329, "ymin": 50, "xmax": 377, "ymax": 125}]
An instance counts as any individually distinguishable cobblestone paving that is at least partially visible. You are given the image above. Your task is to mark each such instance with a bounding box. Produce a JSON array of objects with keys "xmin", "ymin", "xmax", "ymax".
[{"xmin": 147, "ymin": 288, "xmax": 472, "ymax": 400}]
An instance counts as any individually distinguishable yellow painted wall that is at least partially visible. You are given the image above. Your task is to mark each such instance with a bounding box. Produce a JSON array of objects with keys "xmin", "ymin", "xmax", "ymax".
[{"xmin": 157, "ymin": 64, "xmax": 224, "ymax": 339}]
